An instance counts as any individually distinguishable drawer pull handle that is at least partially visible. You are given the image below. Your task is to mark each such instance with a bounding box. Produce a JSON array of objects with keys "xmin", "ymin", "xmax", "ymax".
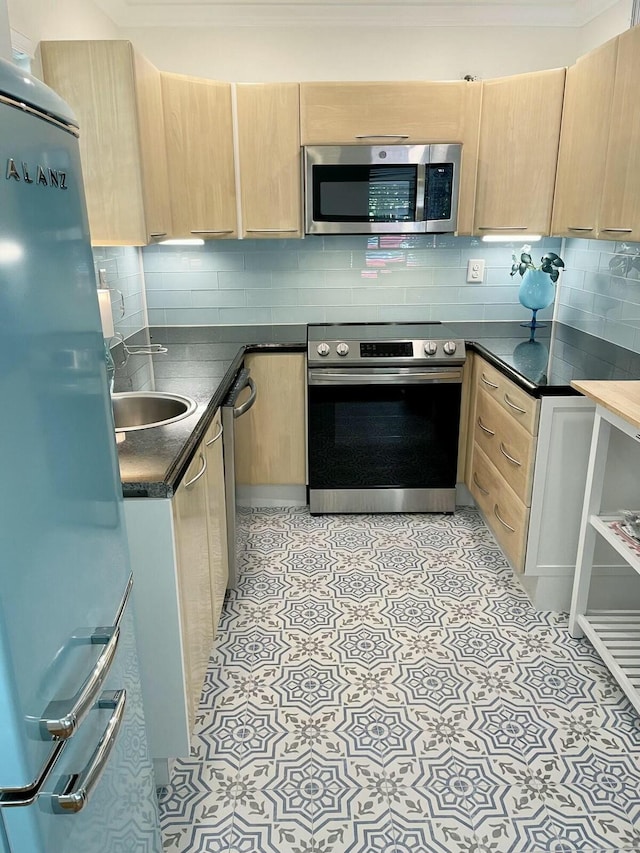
[
  {"xmin": 477, "ymin": 417, "xmax": 495, "ymax": 436},
  {"xmin": 477, "ymin": 226, "xmax": 527, "ymax": 231},
  {"xmin": 481, "ymin": 374, "xmax": 499, "ymax": 389},
  {"xmin": 206, "ymin": 424, "xmax": 223, "ymax": 446},
  {"xmin": 601, "ymin": 228, "xmax": 633, "ymax": 233},
  {"xmin": 500, "ymin": 443, "xmax": 522, "ymax": 467},
  {"xmin": 473, "ymin": 473, "xmax": 489, "ymax": 496},
  {"xmin": 185, "ymin": 453, "xmax": 207, "ymax": 488},
  {"xmin": 494, "ymin": 504, "xmax": 516, "ymax": 532},
  {"xmin": 567, "ymin": 227, "xmax": 594, "ymax": 232},
  {"xmin": 503, "ymin": 393, "xmax": 526, "ymax": 414}
]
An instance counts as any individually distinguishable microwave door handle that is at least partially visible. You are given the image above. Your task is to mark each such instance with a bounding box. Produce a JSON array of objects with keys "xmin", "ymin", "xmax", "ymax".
[{"xmin": 415, "ymin": 163, "xmax": 426, "ymax": 222}]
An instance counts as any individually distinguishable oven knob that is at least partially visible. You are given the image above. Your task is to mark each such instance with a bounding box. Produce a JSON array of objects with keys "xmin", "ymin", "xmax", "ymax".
[
  {"xmin": 317, "ymin": 343, "xmax": 330, "ymax": 357},
  {"xmin": 336, "ymin": 342, "xmax": 350, "ymax": 356},
  {"xmin": 443, "ymin": 340, "xmax": 458, "ymax": 356},
  {"xmin": 423, "ymin": 341, "xmax": 438, "ymax": 356}
]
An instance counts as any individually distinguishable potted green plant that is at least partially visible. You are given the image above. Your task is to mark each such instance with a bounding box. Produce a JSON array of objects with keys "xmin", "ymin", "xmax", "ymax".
[{"xmin": 510, "ymin": 246, "xmax": 565, "ymax": 330}]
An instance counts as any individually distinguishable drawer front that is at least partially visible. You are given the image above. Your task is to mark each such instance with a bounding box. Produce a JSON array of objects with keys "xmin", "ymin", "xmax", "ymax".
[
  {"xmin": 474, "ymin": 389, "xmax": 536, "ymax": 505},
  {"xmin": 470, "ymin": 443, "xmax": 528, "ymax": 572},
  {"xmin": 476, "ymin": 358, "xmax": 540, "ymax": 436}
]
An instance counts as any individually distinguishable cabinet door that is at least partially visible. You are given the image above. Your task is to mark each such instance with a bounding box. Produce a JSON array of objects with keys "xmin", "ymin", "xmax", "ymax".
[
  {"xmin": 234, "ymin": 353, "xmax": 306, "ymax": 486},
  {"xmin": 300, "ymin": 81, "xmax": 481, "ymax": 234},
  {"xmin": 40, "ymin": 40, "xmax": 171, "ymax": 246},
  {"xmin": 551, "ymin": 37, "xmax": 617, "ymax": 238},
  {"xmin": 172, "ymin": 450, "xmax": 213, "ymax": 732},
  {"xmin": 599, "ymin": 26, "xmax": 640, "ymax": 243},
  {"xmin": 161, "ymin": 73, "xmax": 237, "ymax": 239},
  {"xmin": 236, "ymin": 83, "xmax": 301, "ymax": 238},
  {"xmin": 474, "ymin": 68, "xmax": 566, "ymax": 237},
  {"xmin": 203, "ymin": 411, "xmax": 229, "ymax": 633}
]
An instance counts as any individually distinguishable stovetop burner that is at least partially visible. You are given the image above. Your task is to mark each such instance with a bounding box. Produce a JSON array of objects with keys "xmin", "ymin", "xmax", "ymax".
[{"xmin": 307, "ymin": 322, "xmax": 466, "ymax": 367}]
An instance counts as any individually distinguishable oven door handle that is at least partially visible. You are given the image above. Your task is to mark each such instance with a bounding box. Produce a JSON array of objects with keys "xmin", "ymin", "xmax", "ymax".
[{"xmin": 308, "ymin": 369, "xmax": 463, "ymax": 385}]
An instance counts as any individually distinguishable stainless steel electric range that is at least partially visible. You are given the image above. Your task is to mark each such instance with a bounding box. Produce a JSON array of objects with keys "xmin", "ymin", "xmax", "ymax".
[{"xmin": 307, "ymin": 322, "xmax": 467, "ymax": 514}]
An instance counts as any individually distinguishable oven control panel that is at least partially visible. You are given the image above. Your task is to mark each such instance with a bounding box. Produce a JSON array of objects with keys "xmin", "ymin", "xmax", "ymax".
[
  {"xmin": 360, "ymin": 341, "xmax": 413, "ymax": 358},
  {"xmin": 309, "ymin": 337, "xmax": 466, "ymax": 365}
]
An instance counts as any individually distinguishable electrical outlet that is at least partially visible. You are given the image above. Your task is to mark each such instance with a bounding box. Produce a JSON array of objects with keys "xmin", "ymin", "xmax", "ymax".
[{"xmin": 467, "ymin": 259, "xmax": 485, "ymax": 283}]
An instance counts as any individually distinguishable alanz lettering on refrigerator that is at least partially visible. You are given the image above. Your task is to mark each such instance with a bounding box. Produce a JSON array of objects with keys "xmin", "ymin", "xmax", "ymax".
[{"xmin": 6, "ymin": 157, "xmax": 68, "ymax": 189}]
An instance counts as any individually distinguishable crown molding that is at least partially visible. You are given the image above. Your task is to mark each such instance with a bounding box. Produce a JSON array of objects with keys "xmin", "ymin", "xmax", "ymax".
[{"xmin": 96, "ymin": 0, "xmax": 621, "ymax": 28}]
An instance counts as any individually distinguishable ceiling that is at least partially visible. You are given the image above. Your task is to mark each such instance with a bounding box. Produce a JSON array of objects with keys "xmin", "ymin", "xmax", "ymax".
[{"xmin": 95, "ymin": 0, "xmax": 620, "ymax": 28}]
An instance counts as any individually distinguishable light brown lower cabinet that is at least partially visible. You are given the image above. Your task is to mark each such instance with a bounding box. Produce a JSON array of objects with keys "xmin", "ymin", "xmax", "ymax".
[
  {"xmin": 469, "ymin": 444, "xmax": 529, "ymax": 570},
  {"xmin": 234, "ymin": 353, "xmax": 307, "ymax": 487},
  {"xmin": 203, "ymin": 411, "xmax": 229, "ymax": 631},
  {"xmin": 171, "ymin": 445, "xmax": 214, "ymax": 732},
  {"xmin": 465, "ymin": 353, "xmax": 540, "ymax": 572},
  {"xmin": 123, "ymin": 413, "xmax": 229, "ymax": 783}
]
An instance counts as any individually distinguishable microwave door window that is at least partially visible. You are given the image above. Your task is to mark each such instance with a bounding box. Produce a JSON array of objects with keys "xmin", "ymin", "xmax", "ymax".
[{"xmin": 313, "ymin": 165, "xmax": 417, "ymax": 222}]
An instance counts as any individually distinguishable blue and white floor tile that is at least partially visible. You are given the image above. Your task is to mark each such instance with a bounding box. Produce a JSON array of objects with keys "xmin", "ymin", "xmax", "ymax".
[{"xmin": 159, "ymin": 507, "xmax": 640, "ymax": 852}]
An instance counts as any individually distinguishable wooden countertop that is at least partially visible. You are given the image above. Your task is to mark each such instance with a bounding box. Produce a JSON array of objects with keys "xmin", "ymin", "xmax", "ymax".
[{"xmin": 571, "ymin": 380, "xmax": 640, "ymax": 431}]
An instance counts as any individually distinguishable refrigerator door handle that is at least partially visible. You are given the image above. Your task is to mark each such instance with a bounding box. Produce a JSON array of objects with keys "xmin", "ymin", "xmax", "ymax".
[
  {"xmin": 51, "ymin": 689, "xmax": 126, "ymax": 814},
  {"xmin": 39, "ymin": 575, "xmax": 133, "ymax": 741}
]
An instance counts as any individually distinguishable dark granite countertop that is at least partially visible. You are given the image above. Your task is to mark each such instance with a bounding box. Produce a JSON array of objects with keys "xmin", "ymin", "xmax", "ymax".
[
  {"xmin": 113, "ymin": 325, "xmax": 306, "ymax": 498},
  {"xmin": 449, "ymin": 322, "xmax": 640, "ymax": 396},
  {"xmin": 114, "ymin": 321, "xmax": 640, "ymax": 498}
]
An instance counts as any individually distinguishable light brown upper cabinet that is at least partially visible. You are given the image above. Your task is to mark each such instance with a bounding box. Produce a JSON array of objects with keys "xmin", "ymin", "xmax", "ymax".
[
  {"xmin": 299, "ymin": 81, "xmax": 482, "ymax": 235},
  {"xmin": 236, "ymin": 83, "xmax": 302, "ymax": 239},
  {"xmin": 161, "ymin": 73, "xmax": 237, "ymax": 239},
  {"xmin": 474, "ymin": 68, "xmax": 566, "ymax": 237},
  {"xmin": 599, "ymin": 25, "xmax": 640, "ymax": 243},
  {"xmin": 40, "ymin": 40, "xmax": 171, "ymax": 246},
  {"xmin": 551, "ymin": 37, "xmax": 618, "ymax": 238}
]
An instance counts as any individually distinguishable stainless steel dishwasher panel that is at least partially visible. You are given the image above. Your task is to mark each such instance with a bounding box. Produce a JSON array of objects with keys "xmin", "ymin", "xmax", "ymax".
[{"xmin": 221, "ymin": 368, "xmax": 257, "ymax": 587}]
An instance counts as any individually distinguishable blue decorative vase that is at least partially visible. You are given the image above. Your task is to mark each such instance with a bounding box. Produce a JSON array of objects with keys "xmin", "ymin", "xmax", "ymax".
[{"xmin": 518, "ymin": 268, "xmax": 556, "ymax": 331}]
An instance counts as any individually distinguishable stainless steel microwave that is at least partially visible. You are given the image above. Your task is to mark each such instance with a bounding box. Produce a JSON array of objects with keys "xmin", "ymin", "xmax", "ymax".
[{"xmin": 304, "ymin": 143, "xmax": 462, "ymax": 235}]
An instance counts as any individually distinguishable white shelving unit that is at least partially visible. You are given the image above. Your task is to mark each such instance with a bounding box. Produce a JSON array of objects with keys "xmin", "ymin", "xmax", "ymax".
[{"xmin": 569, "ymin": 381, "xmax": 640, "ymax": 716}]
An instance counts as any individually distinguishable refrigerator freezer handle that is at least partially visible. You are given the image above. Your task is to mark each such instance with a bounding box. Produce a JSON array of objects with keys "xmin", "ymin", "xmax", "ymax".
[
  {"xmin": 40, "ymin": 574, "xmax": 133, "ymax": 741},
  {"xmin": 51, "ymin": 690, "xmax": 126, "ymax": 814}
]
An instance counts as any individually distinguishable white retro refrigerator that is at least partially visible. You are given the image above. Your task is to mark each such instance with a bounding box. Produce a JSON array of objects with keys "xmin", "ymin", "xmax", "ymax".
[{"xmin": 0, "ymin": 60, "xmax": 161, "ymax": 852}]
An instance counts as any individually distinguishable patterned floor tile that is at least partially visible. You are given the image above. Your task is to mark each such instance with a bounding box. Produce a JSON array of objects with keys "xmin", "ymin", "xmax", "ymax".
[
  {"xmin": 511, "ymin": 804, "xmax": 626, "ymax": 852},
  {"xmin": 160, "ymin": 507, "xmax": 640, "ymax": 851},
  {"xmin": 280, "ymin": 597, "xmax": 343, "ymax": 632},
  {"xmin": 342, "ymin": 663, "xmax": 405, "ymax": 707},
  {"xmin": 394, "ymin": 657, "xmax": 474, "ymax": 710},
  {"xmin": 271, "ymin": 661, "xmax": 350, "ymax": 713},
  {"xmin": 334, "ymin": 700, "xmax": 420, "ymax": 766},
  {"xmin": 413, "ymin": 749, "xmax": 508, "ymax": 823},
  {"xmin": 467, "ymin": 697, "xmax": 557, "ymax": 761},
  {"xmin": 330, "ymin": 625, "xmax": 401, "ymax": 667}
]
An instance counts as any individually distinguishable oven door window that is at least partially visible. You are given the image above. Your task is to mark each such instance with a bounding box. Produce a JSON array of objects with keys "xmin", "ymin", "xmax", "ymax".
[
  {"xmin": 308, "ymin": 383, "xmax": 461, "ymax": 489},
  {"xmin": 312, "ymin": 165, "xmax": 417, "ymax": 223}
]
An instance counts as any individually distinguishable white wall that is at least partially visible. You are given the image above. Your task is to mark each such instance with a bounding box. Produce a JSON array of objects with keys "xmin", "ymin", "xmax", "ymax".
[
  {"xmin": 7, "ymin": 0, "xmax": 119, "ymax": 48},
  {"xmin": 5, "ymin": 0, "xmax": 632, "ymax": 82},
  {"xmin": 123, "ymin": 25, "xmax": 580, "ymax": 82},
  {"xmin": 577, "ymin": 0, "xmax": 632, "ymax": 53},
  {"xmin": 0, "ymin": 0, "xmax": 11, "ymax": 60}
]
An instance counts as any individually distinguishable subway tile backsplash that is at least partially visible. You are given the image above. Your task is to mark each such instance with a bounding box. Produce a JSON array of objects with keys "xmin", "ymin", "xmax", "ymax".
[
  {"xmin": 141, "ymin": 235, "xmax": 562, "ymax": 327},
  {"xmin": 95, "ymin": 237, "xmax": 640, "ymax": 358},
  {"xmin": 93, "ymin": 246, "xmax": 147, "ymax": 341},
  {"xmin": 557, "ymin": 238, "xmax": 640, "ymax": 353}
]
